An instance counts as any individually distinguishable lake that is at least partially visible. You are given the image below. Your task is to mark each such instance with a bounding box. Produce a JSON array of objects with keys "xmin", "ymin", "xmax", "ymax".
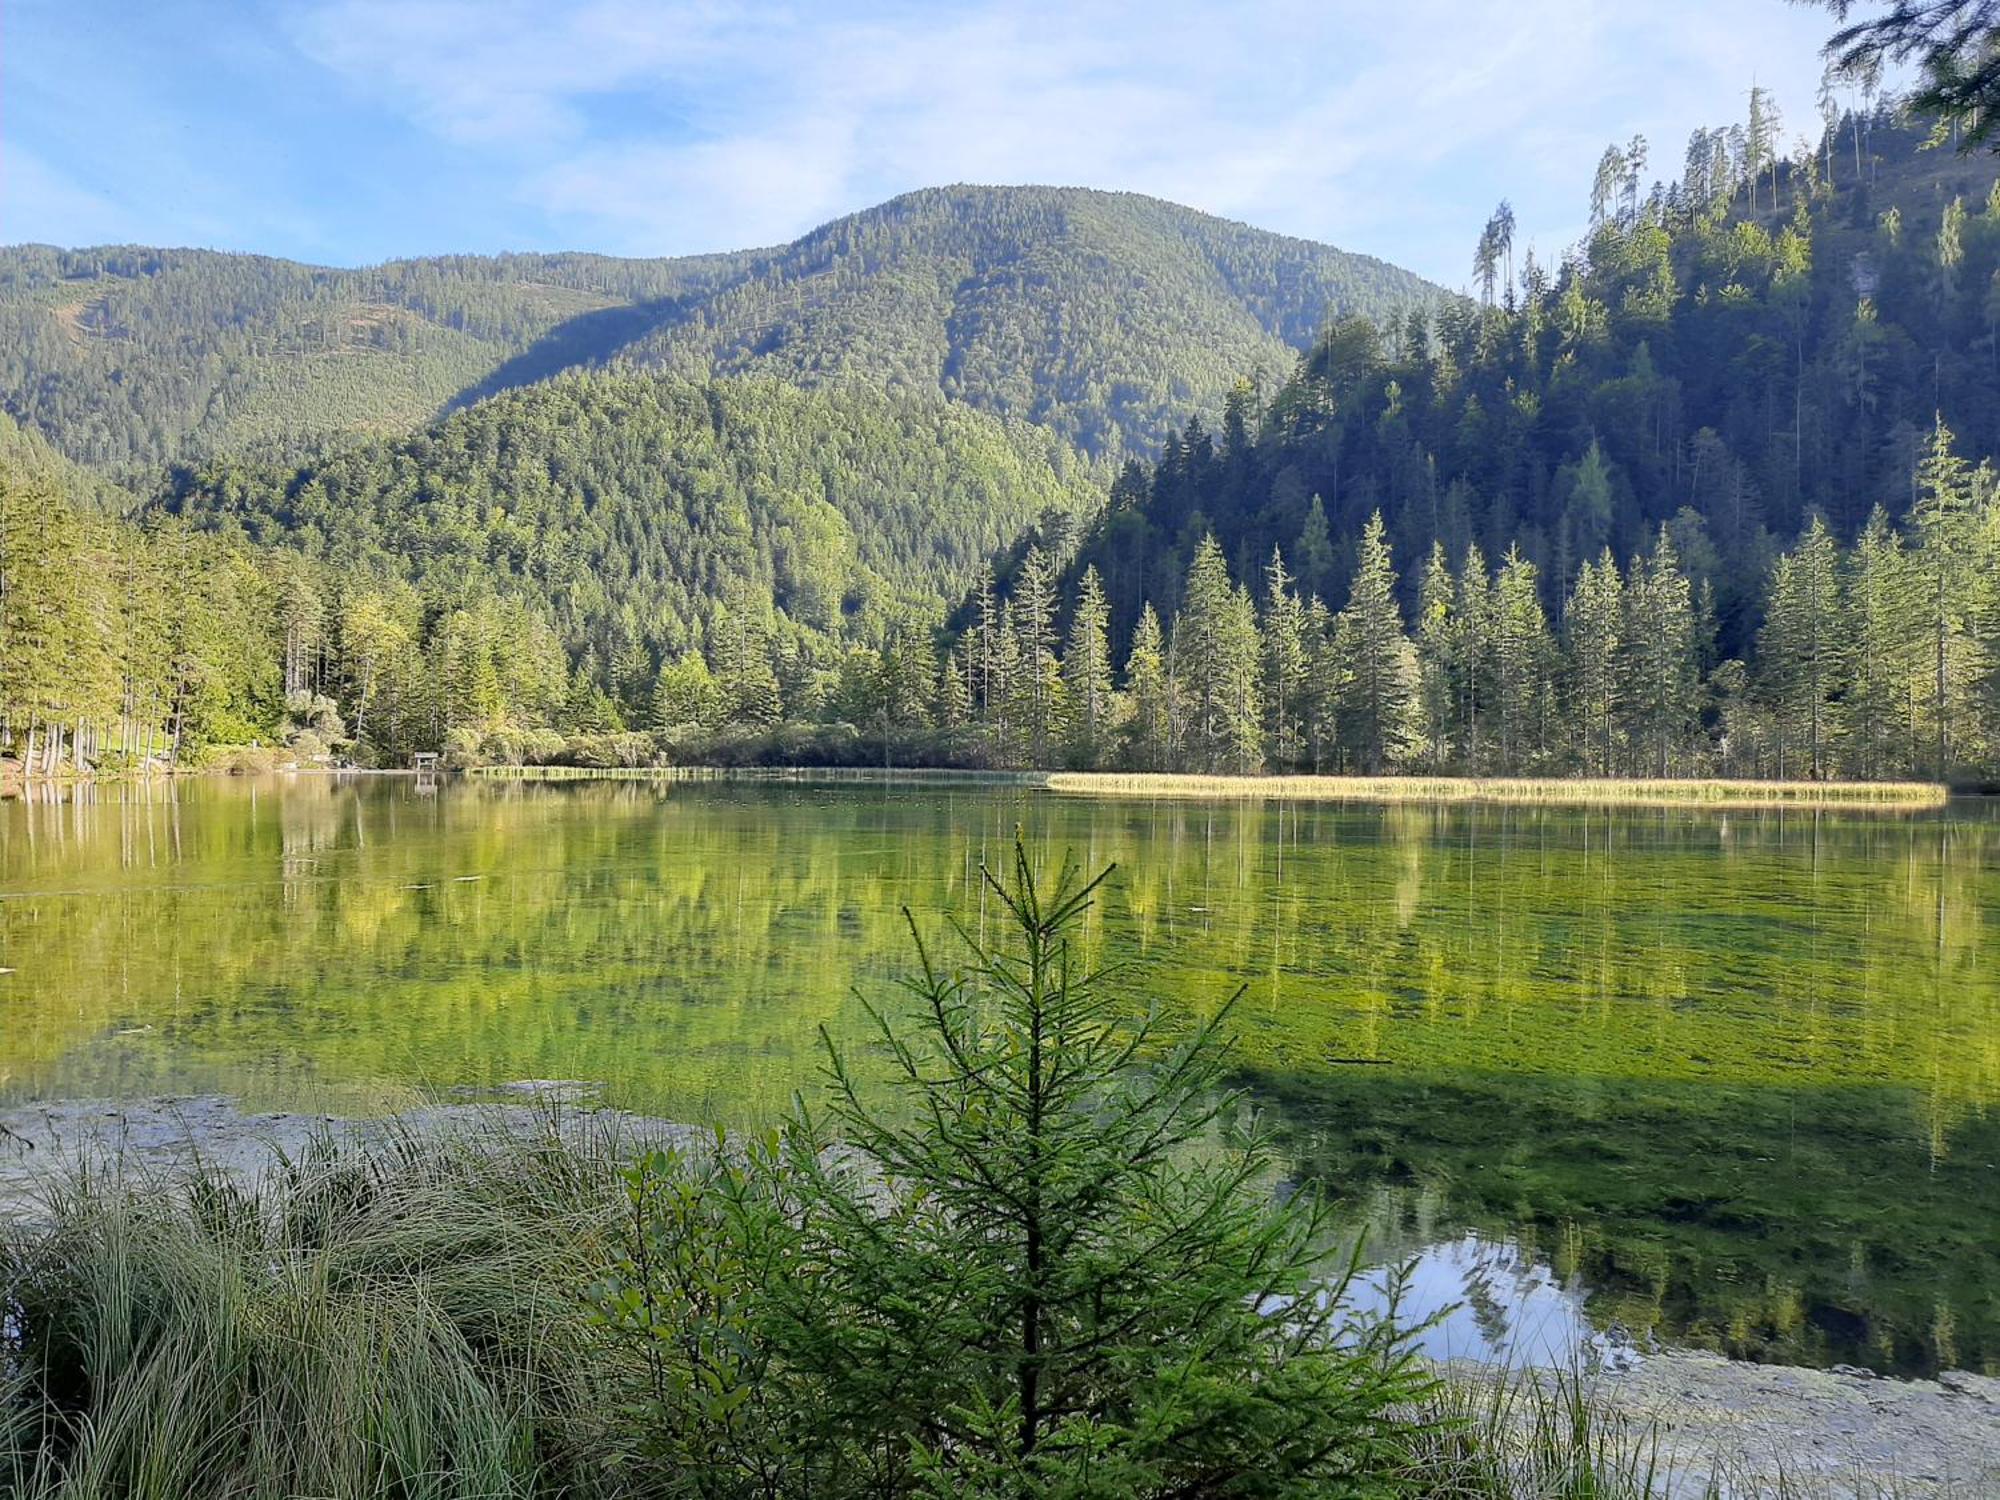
[{"xmin": 2, "ymin": 774, "xmax": 1996, "ymax": 1377}]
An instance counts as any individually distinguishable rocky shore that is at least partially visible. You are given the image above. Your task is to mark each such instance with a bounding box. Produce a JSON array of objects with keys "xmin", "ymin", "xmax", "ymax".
[{"xmin": 3, "ymin": 1092, "xmax": 1995, "ymax": 1498}]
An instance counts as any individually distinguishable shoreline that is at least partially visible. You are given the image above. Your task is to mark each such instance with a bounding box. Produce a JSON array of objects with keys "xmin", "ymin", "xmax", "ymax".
[
  {"xmin": 5, "ymin": 758, "xmax": 1959, "ymax": 809},
  {"xmin": 4, "ymin": 1091, "xmax": 1994, "ymax": 1496}
]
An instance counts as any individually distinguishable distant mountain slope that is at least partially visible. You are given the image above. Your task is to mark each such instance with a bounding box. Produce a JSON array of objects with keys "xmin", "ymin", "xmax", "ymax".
[
  {"xmin": 0, "ymin": 189, "xmax": 1437, "ymax": 474},
  {"xmin": 617, "ymin": 186, "xmax": 1439, "ymax": 457},
  {"xmin": 160, "ymin": 370, "xmax": 1099, "ymax": 659},
  {"xmin": 0, "ymin": 245, "xmax": 752, "ymax": 474}
]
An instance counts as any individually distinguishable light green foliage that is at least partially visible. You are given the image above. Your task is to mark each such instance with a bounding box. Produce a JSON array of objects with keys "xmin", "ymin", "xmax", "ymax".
[
  {"xmin": 1171, "ymin": 536, "xmax": 1263, "ymax": 773},
  {"xmin": 589, "ymin": 843, "xmax": 1431, "ymax": 1496},
  {"xmin": 1121, "ymin": 603, "xmax": 1171, "ymax": 770},
  {"xmin": 1759, "ymin": 516, "xmax": 1846, "ymax": 778},
  {"xmin": 0, "ymin": 191, "xmax": 1436, "ymax": 475},
  {"xmin": 1261, "ymin": 547, "xmax": 1310, "ymax": 769},
  {"xmin": 1062, "ymin": 565, "xmax": 1116, "ymax": 768}
]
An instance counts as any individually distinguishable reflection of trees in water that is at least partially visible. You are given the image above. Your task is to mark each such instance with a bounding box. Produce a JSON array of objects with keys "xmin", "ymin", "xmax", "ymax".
[
  {"xmin": 6, "ymin": 780, "xmax": 1997, "ymax": 1373},
  {"xmin": 1262, "ymin": 1069, "xmax": 2000, "ymax": 1379}
]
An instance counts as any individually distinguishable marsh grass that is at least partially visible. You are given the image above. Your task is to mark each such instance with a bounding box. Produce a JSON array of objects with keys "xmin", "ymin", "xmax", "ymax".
[
  {"xmin": 1041, "ymin": 772, "xmax": 1951, "ymax": 809},
  {"xmin": 0, "ymin": 1123, "xmax": 1924, "ymax": 1499},
  {"xmin": 464, "ymin": 764, "xmax": 1951, "ymax": 809},
  {"xmin": 0, "ymin": 1120, "xmax": 637, "ymax": 1499}
]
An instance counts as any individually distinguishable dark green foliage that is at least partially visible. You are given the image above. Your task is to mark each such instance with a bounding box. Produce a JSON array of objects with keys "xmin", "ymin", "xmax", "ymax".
[
  {"xmin": 0, "ymin": 244, "xmax": 753, "ymax": 476},
  {"xmin": 622, "ymin": 185, "xmax": 1437, "ymax": 460},
  {"xmin": 587, "ymin": 844, "xmax": 1431, "ymax": 1496},
  {"xmin": 1816, "ymin": 2, "xmax": 2000, "ymax": 147},
  {"xmin": 0, "ymin": 189, "xmax": 1435, "ymax": 476},
  {"xmin": 1061, "ymin": 111, "xmax": 1998, "ymax": 637}
]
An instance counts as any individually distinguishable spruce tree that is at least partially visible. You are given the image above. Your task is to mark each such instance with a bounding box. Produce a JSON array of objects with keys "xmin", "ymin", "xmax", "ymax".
[
  {"xmin": 1909, "ymin": 420, "xmax": 1982, "ymax": 777},
  {"xmin": 1172, "ymin": 536, "xmax": 1262, "ymax": 773},
  {"xmin": 1564, "ymin": 549, "xmax": 1625, "ymax": 777},
  {"xmin": 1491, "ymin": 545, "xmax": 1555, "ymax": 773},
  {"xmin": 1845, "ymin": 508, "xmax": 1916, "ymax": 779},
  {"xmin": 1412, "ymin": 542, "xmax": 1456, "ymax": 773},
  {"xmin": 1620, "ymin": 527, "xmax": 1701, "ymax": 777},
  {"xmin": 1122, "ymin": 603, "xmax": 1171, "ymax": 771},
  {"xmin": 1334, "ymin": 513, "xmax": 1416, "ymax": 775},
  {"xmin": 1260, "ymin": 548, "xmax": 1309, "ymax": 770},
  {"xmin": 1062, "ymin": 566, "xmax": 1115, "ymax": 769},
  {"xmin": 1760, "ymin": 516, "xmax": 1846, "ymax": 778}
]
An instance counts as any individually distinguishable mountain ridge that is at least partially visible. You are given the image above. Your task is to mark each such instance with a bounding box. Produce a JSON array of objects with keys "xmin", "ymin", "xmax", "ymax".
[{"xmin": 0, "ymin": 186, "xmax": 1441, "ymax": 477}]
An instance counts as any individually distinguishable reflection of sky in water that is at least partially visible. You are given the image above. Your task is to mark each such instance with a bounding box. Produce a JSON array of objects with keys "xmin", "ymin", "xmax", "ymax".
[{"xmin": 1343, "ymin": 1235, "xmax": 1637, "ymax": 1370}]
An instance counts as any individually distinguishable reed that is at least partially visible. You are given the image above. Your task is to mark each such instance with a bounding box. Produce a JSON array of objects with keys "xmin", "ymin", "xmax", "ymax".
[{"xmin": 1041, "ymin": 772, "xmax": 1951, "ymax": 809}]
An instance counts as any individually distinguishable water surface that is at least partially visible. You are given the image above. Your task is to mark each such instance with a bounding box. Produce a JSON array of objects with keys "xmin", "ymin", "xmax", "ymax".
[{"xmin": 2, "ymin": 775, "xmax": 1995, "ymax": 1376}]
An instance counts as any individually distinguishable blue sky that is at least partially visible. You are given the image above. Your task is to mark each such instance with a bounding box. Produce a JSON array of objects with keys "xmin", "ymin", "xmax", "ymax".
[{"xmin": 4, "ymin": 0, "xmax": 1848, "ymax": 288}]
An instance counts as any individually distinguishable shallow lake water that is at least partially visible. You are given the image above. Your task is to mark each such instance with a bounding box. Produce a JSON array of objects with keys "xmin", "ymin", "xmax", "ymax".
[{"xmin": 3, "ymin": 774, "xmax": 1995, "ymax": 1376}]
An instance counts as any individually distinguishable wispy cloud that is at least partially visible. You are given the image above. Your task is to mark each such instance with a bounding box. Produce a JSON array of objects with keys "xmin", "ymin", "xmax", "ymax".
[{"xmin": 10, "ymin": 0, "xmax": 1849, "ymax": 279}]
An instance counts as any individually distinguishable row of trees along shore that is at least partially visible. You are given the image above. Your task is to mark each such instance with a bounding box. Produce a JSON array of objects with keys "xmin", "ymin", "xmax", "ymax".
[
  {"xmin": 951, "ymin": 419, "xmax": 1998, "ymax": 781},
  {"xmin": 5, "ymin": 413, "xmax": 1995, "ymax": 783}
]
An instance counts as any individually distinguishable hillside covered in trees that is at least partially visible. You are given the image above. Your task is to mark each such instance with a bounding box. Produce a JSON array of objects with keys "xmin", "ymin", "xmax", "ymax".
[
  {"xmin": 0, "ymin": 188, "xmax": 1435, "ymax": 476},
  {"xmin": 959, "ymin": 101, "xmax": 2000, "ymax": 783},
  {"xmin": 2, "ymin": 374, "xmax": 1094, "ymax": 772},
  {"xmin": 8, "ymin": 85, "xmax": 2000, "ymax": 785}
]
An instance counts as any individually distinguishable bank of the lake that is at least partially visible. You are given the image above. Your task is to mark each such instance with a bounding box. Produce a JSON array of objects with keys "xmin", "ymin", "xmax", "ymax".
[
  {"xmin": 460, "ymin": 762, "xmax": 1955, "ymax": 809},
  {"xmin": 3, "ymin": 1093, "xmax": 1996, "ymax": 1498}
]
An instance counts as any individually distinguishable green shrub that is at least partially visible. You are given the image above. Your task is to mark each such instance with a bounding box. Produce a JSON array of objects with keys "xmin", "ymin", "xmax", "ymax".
[{"xmin": 585, "ymin": 842, "xmax": 1433, "ymax": 1496}]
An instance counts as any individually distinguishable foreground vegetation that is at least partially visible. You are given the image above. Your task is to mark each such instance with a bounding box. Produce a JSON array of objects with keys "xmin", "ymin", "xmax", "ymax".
[{"xmin": 0, "ymin": 846, "xmax": 1697, "ymax": 1497}]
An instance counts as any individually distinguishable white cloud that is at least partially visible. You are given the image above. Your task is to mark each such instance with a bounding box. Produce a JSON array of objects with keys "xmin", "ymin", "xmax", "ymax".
[{"xmin": 288, "ymin": 0, "xmax": 1848, "ymax": 278}]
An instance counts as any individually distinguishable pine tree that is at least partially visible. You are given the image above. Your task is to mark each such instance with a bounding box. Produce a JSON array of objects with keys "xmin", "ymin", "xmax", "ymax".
[
  {"xmin": 1062, "ymin": 566, "xmax": 1115, "ymax": 769},
  {"xmin": 1564, "ymin": 549, "xmax": 1625, "ymax": 777},
  {"xmin": 1013, "ymin": 546, "xmax": 1061, "ymax": 767},
  {"xmin": 1171, "ymin": 537, "xmax": 1262, "ymax": 773},
  {"xmin": 1260, "ymin": 548, "xmax": 1309, "ymax": 769},
  {"xmin": 1123, "ymin": 603, "xmax": 1170, "ymax": 771},
  {"xmin": 1451, "ymin": 543, "xmax": 1494, "ymax": 773},
  {"xmin": 1412, "ymin": 542, "xmax": 1456, "ymax": 773},
  {"xmin": 1334, "ymin": 513, "xmax": 1415, "ymax": 774},
  {"xmin": 1491, "ymin": 545, "xmax": 1555, "ymax": 773},
  {"xmin": 987, "ymin": 600, "xmax": 1023, "ymax": 767},
  {"xmin": 1620, "ymin": 527, "xmax": 1701, "ymax": 777},
  {"xmin": 1295, "ymin": 496, "xmax": 1336, "ymax": 606},
  {"xmin": 1845, "ymin": 508, "xmax": 1916, "ymax": 779},
  {"xmin": 714, "ymin": 605, "xmax": 783, "ymax": 728},
  {"xmin": 1909, "ymin": 420, "xmax": 1982, "ymax": 776},
  {"xmin": 1760, "ymin": 516, "xmax": 1846, "ymax": 778},
  {"xmin": 937, "ymin": 644, "xmax": 973, "ymax": 732},
  {"xmin": 1300, "ymin": 596, "xmax": 1338, "ymax": 773}
]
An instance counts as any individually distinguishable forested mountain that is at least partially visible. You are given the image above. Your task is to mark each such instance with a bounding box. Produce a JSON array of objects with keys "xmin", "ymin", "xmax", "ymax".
[
  {"xmin": 0, "ymin": 372, "xmax": 1096, "ymax": 773},
  {"xmin": 947, "ymin": 104, "xmax": 2000, "ymax": 782},
  {"xmin": 0, "ymin": 245, "xmax": 754, "ymax": 474},
  {"xmin": 0, "ymin": 189, "xmax": 1433, "ymax": 476},
  {"xmin": 11, "ymin": 88, "xmax": 2000, "ymax": 784},
  {"xmin": 613, "ymin": 186, "xmax": 1435, "ymax": 458}
]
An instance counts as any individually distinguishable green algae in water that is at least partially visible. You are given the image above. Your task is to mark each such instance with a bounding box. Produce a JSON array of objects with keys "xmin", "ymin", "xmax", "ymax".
[{"xmin": 2, "ymin": 776, "xmax": 1994, "ymax": 1375}]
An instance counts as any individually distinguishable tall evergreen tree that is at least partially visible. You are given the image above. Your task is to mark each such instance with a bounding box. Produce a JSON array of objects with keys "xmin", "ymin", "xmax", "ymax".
[
  {"xmin": 1760, "ymin": 516, "xmax": 1846, "ymax": 778},
  {"xmin": 1123, "ymin": 603, "xmax": 1171, "ymax": 771},
  {"xmin": 1260, "ymin": 548, "xmax": 1309, "ymax": 770},
  {"xmin": 1333, "ymin": 513, "xmax": 1416, "ymax": 774},
  {"xmin": 1564, "ymin": 549, "xmax": 1625, "ymax": 778},
  {"xmin": 1062, "ymin": 566, "xmax": 1115, "ymax": 769},
  {"xmin": 1620, "ymin": 527, "xmax": 1702, "ymax": 777}
]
